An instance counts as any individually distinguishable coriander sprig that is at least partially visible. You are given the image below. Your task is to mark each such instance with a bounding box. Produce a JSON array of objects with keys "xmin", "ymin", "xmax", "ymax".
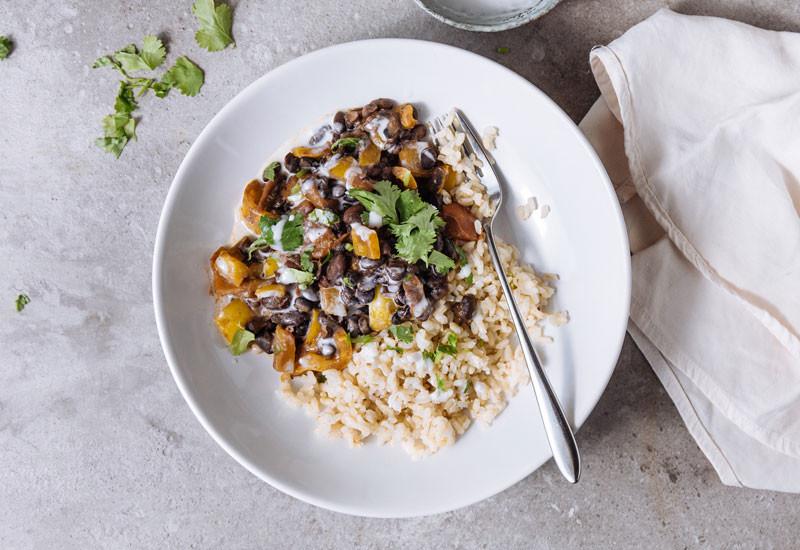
[{"xmin": 93, "ymin": 36, "xmax": 204, "ymax": 157}]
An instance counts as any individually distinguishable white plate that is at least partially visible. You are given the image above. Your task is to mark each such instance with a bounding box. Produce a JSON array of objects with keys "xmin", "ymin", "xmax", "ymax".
[{"xmin": 153, "ymin": 39, "xmax": 630, "ymax": 518}]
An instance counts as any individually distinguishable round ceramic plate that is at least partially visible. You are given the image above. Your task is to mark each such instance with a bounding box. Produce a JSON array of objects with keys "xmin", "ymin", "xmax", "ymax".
[{"xmin": 153, "ymin": 39, "xmax": 630, "ymax": 518}]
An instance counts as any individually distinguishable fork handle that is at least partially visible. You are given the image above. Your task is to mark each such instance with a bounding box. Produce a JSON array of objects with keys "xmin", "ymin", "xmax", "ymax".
[{"xmin": 483, "ymin": 222, "xmax": 581, "ymax": 484}]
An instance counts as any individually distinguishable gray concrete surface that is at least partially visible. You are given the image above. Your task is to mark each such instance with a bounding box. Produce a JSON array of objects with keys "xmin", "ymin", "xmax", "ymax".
[{"xmin": 1, "ymin": 0, "xmax": 798, "ymax": 548}]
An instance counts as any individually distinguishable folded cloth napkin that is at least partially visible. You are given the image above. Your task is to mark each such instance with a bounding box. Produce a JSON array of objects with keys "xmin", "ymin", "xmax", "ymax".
[{"xmin": 579, "ymin": 8, "xmax": 800, "ymax": 492}]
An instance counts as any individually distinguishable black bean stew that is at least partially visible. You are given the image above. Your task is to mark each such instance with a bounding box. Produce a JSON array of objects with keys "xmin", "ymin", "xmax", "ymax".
[{"xmin": 211, "ymin": 99, "xmax": 481, "ymax": 375}]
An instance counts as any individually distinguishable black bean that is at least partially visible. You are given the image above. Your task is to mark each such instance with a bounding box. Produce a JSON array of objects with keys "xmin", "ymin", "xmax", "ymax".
[
  {"xmin": 355, "ymin": 288, "xmax": 375, "ymax": 304},
  {"xmin": 294, "ymin": 297, "xmax": 314, "ymax": 313},
  {"xmin": 357, "ymin": 276, "xmax": 377, "ymax": 292},
  {"xmin": 254, "ymin": 335, "xmax": 273, "ymax": 353},
  {"xmin": 260, "ymin": 294, "xmax": 290, "ymax": 310},
  {"xmin": 386, "ymin": 113, "xmax": 403, "ymax": 138},
  {"xmin": 375, "ymin": 98, "xmax": 395, "ymax": 109},
  {"xmin": 342, "ymin": 204, "xmax": 364, "ymax": 225},
  {"xmin": 429, "ymin": 279, "xmax": 449, "ymax": 301},
  {"xmin": 345, "ymin": 311, "xmax": 368, "ymax": 336},
  {"xmin": 362, "ymin": 102, "xmax": 379, "ymax": 118},
  {"xmin": 319, "ymin": 312, "xmax": 340, "ymax": 333},
  {"xmin": 366, "ymin": 165, "xmax": 383, "ymax": 179},
  {"xmin": 270, "ymin": 310, "xmax": 307, "ymax": 327},
  {"xmin": 246, "ymin": 317, "xmax": 272, "ymax": 335},
  {"xmin": 325, "ymin": 252, "xmax": 346, "ymax": 282},
  {"xmin": 331, "ymin": 184, "xmax": 346, "ymax": 198},
  {"xmin": 391, "ymin": 305, "xmax": 411, "ymax": 325},
  {"xmin": 411, "ymin": 124, "xmax": 427, "ymax": 140},
  {"xmin": 420, "ymin": 147, "xmax": 438, "ymax": 170},
  {"xmin": 384, "ymin": 257, "xmax": 406, "ymax": 276},
  {"xmin": 451, "ymin": 295, "xmax": 477, "ymax": 326},
  {"xmin": 284, "ymin": 152, "xmax": 301, "ymax": 172},
  {"xmin": 333, "ymin": 111, "xmax": 346, "ymax": 129},
  {"xmin": 340, "ymin": 286, "xmax": 358, "ymax": 308},
  {"xmin": 309, "ymin": 124, "xmax": 332, "ymax": 145},
  {"xmin": 345, "ymin": 109, "xmax": 361, "ymax": 127},
  {"xmin": 358, "ymin": 257, "xmax": 382, "ymax": 271}
]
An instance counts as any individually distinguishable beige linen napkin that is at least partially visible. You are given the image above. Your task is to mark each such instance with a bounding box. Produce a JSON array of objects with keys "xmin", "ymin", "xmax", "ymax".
[{"xmin": 579, "ymin": 9, "xmax": 800, "ymax": 491}]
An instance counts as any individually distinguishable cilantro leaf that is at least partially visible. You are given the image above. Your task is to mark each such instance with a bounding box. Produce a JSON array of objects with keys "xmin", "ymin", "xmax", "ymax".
[
  {"xmin": 387, "ymin": 345, "xmax": 404, "ymax": 354},
  {"xmin": 162, "ymin": 56, "xmax": 204, "ymax": 97},
  {"xmin": 283, "ymin": 268, "xmax": 314, "ymax": 287},
  {"xmin": 342, "ymin": 275, "xmax": 354, "ymax": 288},
  {"xmin": 436, "ymin": 333, "xmax": 458, "ymax": 358},
  {"xmin": 331, "ymin": 137, "xmax": 361, "ymax": 152},
  {"xmin": 15, "ymin": 293, "xmax": 30, "ymax": 312},
  {"xmin": 114, "ymin": 81, "xmax": 137, "ymax": 114},
  {"xmin": 262, "ymin": 161, "xmax": 281, "ymax": 182},
  {"xmin": 497, "ymin": 46, "xmax": 510, "ymax": 54},
  {"xmin": 192, "ymin": 0, "xmax": 235, "ymax": 52},
  {"xmin": 422, "ymin": 350, "xmax": 436, "ymax": 362},
  {"xmin": 0, "ymin": 36, "xmax": 13, "ymax": 60},
  {"xmin": 349, "ymin": 180, "xmax": 401, "ymax": 225},
  {"xmin": 96, "ymin": 113, "xmax": 137, "ymax": 158},
  {"xmin": 389, "ymin": 203, "xmax": 443, "ymax": 264},
  {"xmin": 280, "ymin": 215, "xmax": 304, "ymax": 251},
  {"xmin": 436, "ymin": 376, "xmax": 446, "ymax": 391},
  {"xmin": 114, "ymin": 36, "xmax": 166, "ymax": 72},
  {"xmin": 230, "ymin": 329, "xmax": 255, "ymax": 355},
  {"xmin": 389, "ymin": 324, "xmax": 414, "ymax": 344},
  {"xmin": 246, "ymin": 215, "xmax": 278, "ymax": 258},
  {"xmin": 300, "ymin": 249, "xmax": 314, "ymax": 272},
  {"xmin": 140, "ymin": 35, "xmax": 167, "ymax": 70},
  {"xmin": 352, "ymin": 335, "xmax": 374, "ymax": 344},
  {"xmin": 454, "ymin": 244, "xmax": 468, "ymax": 266},
  {"xmin": 396, "ymin": 189, "xmax": 427, "ymax": 221},
  {"xmin": 465, "ymin": 272, "xmax": 474, "ymax": 286},
  {"xmin": 308, "ymin": 208, "xmax": 338, "ymax": 226},
  {"xmin": 428, "ymin": 250, "xmax": 455, "ymax": 274}
]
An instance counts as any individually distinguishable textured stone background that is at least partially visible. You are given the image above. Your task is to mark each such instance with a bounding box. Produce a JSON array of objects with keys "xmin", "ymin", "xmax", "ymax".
[{"xmin": 1, "ymin": 1, "xmax": 798, "ymax": 548}]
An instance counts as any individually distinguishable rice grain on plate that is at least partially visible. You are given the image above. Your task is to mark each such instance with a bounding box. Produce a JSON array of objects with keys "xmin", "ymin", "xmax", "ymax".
[{"xmin": 280, "ymin": 112, "xmax": 565, "ymax": 458}]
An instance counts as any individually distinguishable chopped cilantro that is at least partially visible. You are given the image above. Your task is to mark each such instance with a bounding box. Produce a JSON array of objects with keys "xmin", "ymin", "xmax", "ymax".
[
  {"xmin": 95, "ymin": 113, "xmax": 137, "ymax": 158},
  {"xmin": 341, "ymin": 275, "xmax": 354, "ymax": 288},
  {"xmin": 262, "ymin": 161, "xmax": 281, "ymax": 182},
  {"xmin": 352, "ymin": 334, "xmax": 374, "ymax": 344},
  {"xmin": 15, "ymin": 293, "xmax": 30, "ymax": 312},
  {"xmin": 280, "ymin": 215, "xmax": 304, "ymax": 251},
  {"xmin": 389, "ymin": 324, "xmax": 414, "ymax": 344},
  {"xmin": 349, "ymin": 180, "xmax": 401, "ymax": 225},
  {"xmin": 465, "ymin": 272, "xmax": 474, "ymax": 286},
  {"xmin": 428, "ymin": 250, "xmax": 455, "ymax": 274},
  {"xmin": 497, "ymin": 46, "xmax": 509, "ymax": 54},
  {"xmin": 387, "ymin": 345, "xmax": 404, "ymax": 354},
  {"xmin": 454, "ymin": 244, "xmax": 468, "ymax": 266},
  {"xmin": 331, "ymin": 137, "xmax": 361, "ymax": 153},
  {"xmin": 436, "ymin": 376, "xmax": 446, "ymax": 391},
  {"xmin": 230, "ymin": 328, "xmax": 254, "ymax": 355},
  {"xmin": 283, "ymin": 268, "xmax": 314, "ymax": 287},
  {"xmin": 295, "ymin": 168, "xmax": 311, "ymax": 179},
  {"xmin": 192, "ymin": 0, "xmax": 235, "ymax": 52},
  {"xmin": 436, "ymin": 333, "xmax": 458, "ymax": 358},
  {"xmin": 321, "ymin": 250, "xmax": 333, "ymax": 266},
  {"xmin": 344, "ymin": 243, "xmax": 354, "ymax": 252},
  {"xmin": 463, "ymin": 380, "xmax": 471, "ymax": 394},
  {"xmin": 396, "ymin": 188, "xmax": 427, "ymax": 221},
  {"xmin": 246, "ymin": 215, "xmax": 278, "ymax": 258},
  {"xmin": 0, "ymin": 36, "xmax": 12, "ymax": 60},
  {"xmin": 300, "ymin": 249, "xmax": 314, "ymax": 272},
  {"xmin": 308, "ymin": 208, "xmax": 338, "ymax": 226},
  {"xmin": 422, "ymin": 350, "xmax": 436, "ymax": 362}
]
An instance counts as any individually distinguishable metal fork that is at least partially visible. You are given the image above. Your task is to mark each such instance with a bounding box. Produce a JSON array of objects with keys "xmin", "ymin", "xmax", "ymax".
[{"xmin": 428, "ymin": 110, "xmax": 581, "ymax": 484}]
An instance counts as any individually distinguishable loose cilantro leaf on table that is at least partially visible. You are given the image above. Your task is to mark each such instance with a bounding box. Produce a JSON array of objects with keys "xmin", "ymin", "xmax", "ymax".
[
  {"xmin": 262, "ymin": 161, "xmax": 281, "ymax": 181},
  {"xmin": 15, "ymin": 293, "xmax": 30, "ymax": 312},
  {"xmin": 161, "ymin": 56, "xmax": 204, "ymax": 97},
  {"xmin": 349, "ymin": 180, "xmax": 401, "ymax": 225},
  {"xmin": 230, "ymin": 328, "xmax": 255, "ymax": 355},
  {"xmin": 192, "ymin": 0, "xmax": 235, "ymax": 52},
  {"xmin": 389, "ymin": 324, "xmax": 414, "ymax": 344},
  {"xmin": 0, "ymin": 36, "xmax": 13, "ymax": 60},
  {"xmin": 497, "ymin": 46, "xmax": 509, "ymax": 54},
  {"xmin": 93, "ymin": 36, "xmax": 206, "ymax": 157},
  {"xmin": 95, "ymin": 113, "xmax": 137, "ymax": 158}
]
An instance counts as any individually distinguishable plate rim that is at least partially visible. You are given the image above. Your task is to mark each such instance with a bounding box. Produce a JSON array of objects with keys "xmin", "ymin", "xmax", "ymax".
[{"xmin": 152, "ymin": 37, "xmax": 631, "ymax": 518}]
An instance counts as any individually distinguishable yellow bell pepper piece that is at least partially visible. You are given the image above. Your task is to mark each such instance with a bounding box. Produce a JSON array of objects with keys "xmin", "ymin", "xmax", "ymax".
[
  {"xmin": 398, "ymin": 104, "xmax": 417, "ymax": 129},
  {"xmin": 261, "ymin": 257, "xmax": 279, "ymax": 278},
  {"xmin": 214, "ymin": 299, "xmax": 254, "ymax": 343},
  {"xmin": 303, "ymin": 309, "xmax": 321, "ymax": 350},
  {"xmin": 351, "ymin": 224, "xmax": 381, "ymax": 260},
  {"xmin": 214, "ymin": 249, "xmax": 249, "ymax": 287},
  {"xmin": 358, "ymin": 141, "xmax": 381, "ymax": 166},
  {"xmin": 329, "ymin": 156, "xmax": 355, "ymax": 181},
  {"xmin": 369, "ymin": 290, "xmax": 396, "ymax": 332},
  {"xmin": 291, "ymin": 146, "xmax": 327, "ymax": 159},
  {"xmin": 392, "ymin": 166, "xmax": 417, "ymax": 189},
  {"xmin": 254, "ymin": 283, "xmax": 285, "ymax": 299}
]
